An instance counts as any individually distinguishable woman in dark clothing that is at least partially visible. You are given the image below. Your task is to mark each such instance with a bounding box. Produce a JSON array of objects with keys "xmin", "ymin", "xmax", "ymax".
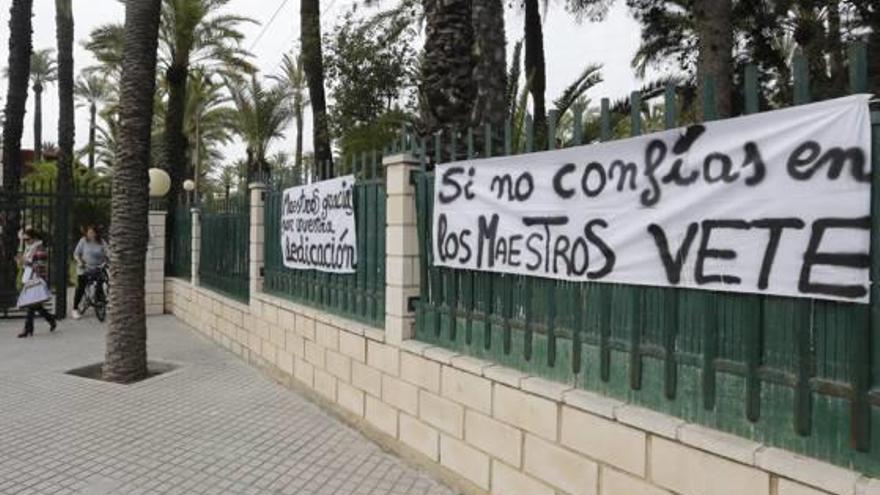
[{"xmin": 16, "ymin": 228, "xmax": 56, "ymax": 338}]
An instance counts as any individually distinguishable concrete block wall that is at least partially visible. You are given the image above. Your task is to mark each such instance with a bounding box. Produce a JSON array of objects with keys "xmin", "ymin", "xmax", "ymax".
[
  {"xmin": 163, "ymin": 153, "xmax": 879, "ymax": 495},
  {"xmin": 164, "ymin": 279, "xmax": 879, "ymax": 495}
]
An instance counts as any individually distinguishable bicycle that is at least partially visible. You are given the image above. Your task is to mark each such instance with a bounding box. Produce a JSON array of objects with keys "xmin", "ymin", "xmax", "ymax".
[{"xmin": 77, "ymin": 264, "xmax": 109, "ymax": 322}]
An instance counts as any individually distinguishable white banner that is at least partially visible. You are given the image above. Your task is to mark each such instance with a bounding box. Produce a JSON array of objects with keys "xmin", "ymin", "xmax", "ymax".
[
  {"xmin": 433, "ymin": 95, "xmax": 873, "ymax": 303},
  {"xmin": 281, "ymin": 175, "xmax": 357, "ymax": 273}
]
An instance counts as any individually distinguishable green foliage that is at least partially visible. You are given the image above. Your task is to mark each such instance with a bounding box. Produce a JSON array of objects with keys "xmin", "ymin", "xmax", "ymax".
[
  {"xmin": 226, "ymin": 76, "xmax": 294, "ymax": 176},
  {"xmin": 324, "ymin": 7, "xmax": 418, "ymax": 155},
  {"xmin": 22, "ymin": 162, "xmax": 111, "ymax": 242},
  {"xmin": 82, "ymin": 23, "xmax": 125, "ymax": 83},
  {"xmin": 159, "ymin": 0, "xmax": 256, "ymax": 77},
  {"xmin": 29, "ymin": 48, "xmax": 58, "ymax": 89},
  {"xmin": 338, "ymin": 111, "xmax": 409, "ymax": 166}
]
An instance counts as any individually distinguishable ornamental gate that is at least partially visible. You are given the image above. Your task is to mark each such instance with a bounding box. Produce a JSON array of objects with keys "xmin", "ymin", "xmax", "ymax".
[{"xmin": 0, "ymin": 179, "xmax": 110, "ymax": 318}]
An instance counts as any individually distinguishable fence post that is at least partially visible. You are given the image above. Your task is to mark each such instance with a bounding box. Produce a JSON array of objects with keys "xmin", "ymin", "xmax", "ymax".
[
  {"xmin": 146, "ymin": 210, "xmax": 167, "ymax": 315},
  {"xmin": 383, "ymin": 152, "xmax": 420, "ymax": 344},
  {"xmin": 191, "ymin": 207, "xmax": 201, "ymax": 287},
  {"xmin": 249, "ymin": 182, "xmax": 266, "ymax": 303}
]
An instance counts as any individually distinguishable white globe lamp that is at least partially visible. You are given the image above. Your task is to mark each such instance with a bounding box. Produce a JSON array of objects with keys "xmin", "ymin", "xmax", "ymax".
[
  {"xmin": 183, "ymin": 179, "xmax": 195, "ymax": 192},
  {"xmin": 148, "ymin": 168, "xmax": 171, "ymax": 198}
]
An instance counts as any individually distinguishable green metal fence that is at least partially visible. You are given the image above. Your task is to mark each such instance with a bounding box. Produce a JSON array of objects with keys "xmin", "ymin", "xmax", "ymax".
[
  {"xmin": 199, "ymin": 195, "xmax": 249, "ymax": 303},
  {"xmin": 166, "ymin": 203, "xmax": 192, "ymax": 279},
  {"xmin": 264, "ymin": 156, "xmax": 386, "ymax": 328},
  {"xmin": 412, "ymin": 45, "xmax": 880, "ymax": 475}
]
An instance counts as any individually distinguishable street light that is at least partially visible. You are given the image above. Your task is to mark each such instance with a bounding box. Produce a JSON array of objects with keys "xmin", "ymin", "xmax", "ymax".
[
  {"xmin": 183, "ymin": 179, "xmax": 196, "ymax": 205},
  {"xmin": 148, "ymin": 168, "xmax": 171, "ymax": 198}
]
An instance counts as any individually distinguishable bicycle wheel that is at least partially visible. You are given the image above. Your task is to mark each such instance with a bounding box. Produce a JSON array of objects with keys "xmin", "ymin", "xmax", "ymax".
[
  {"xmin": 79, "ymin": 285, "xmax": 94, "ymax": 314},
  {"xmin": 95, "ymin": 301, "xmax": 107, "ymax": 322}
]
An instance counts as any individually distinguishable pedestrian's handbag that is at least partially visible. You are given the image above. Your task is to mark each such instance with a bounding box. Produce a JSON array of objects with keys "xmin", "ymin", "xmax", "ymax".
[{"xmin": 16, "ymin": 271, "xmax": 51, "ymax": 309}]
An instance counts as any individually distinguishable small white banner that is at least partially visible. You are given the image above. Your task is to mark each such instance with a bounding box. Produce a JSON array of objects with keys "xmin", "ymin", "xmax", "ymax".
[
  {"xmin": 432, "ymin": 95, "xmax": 873, "ymax": 303},
  {"xmin": 281, "ymin": 175, "xmax": 357, "ymax": 273}
]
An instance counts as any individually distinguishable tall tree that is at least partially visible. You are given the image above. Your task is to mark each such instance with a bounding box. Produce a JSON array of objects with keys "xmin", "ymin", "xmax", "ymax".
[
  {"xmin": 421, "ymin": 0, "xmax": 477, "ymax": 138},
  {"xmin": 75, "ymin": 74, "xmax": 110, "ymax": 169},
  {"xmin": 29, "ymin": 48, "xmax": 58, "ymax": 162},
  {"xmin": 694, "ymin": 0, "xmax": 732, "ymax": 118},
  {"xmin": 83, "ymin": 23, "xmax": 126, "ymax": 85},
  {"xmin": 55, "ymin": 0, "xmax": 75, "ymax": 319},
  {"xmin": 181, "ymin": 70, "xmax": 237, "ymax": 188},
  {"xmin": 1, "ymin": 0, "xmax": 34, "ymax": 298},
  {"xmin": 323, "ymin": 8, "xmax": 417, "ymax": 156},
  {"xmin": 472, "ymin": 0, "xmax": 507, "ymax": 127},
  {"xmin": 523, "ymin": 0, "xmax": 547, "ymax": 143},
  {"xmin": 271, "ymin": 53, "xmax": 309, "ymax": 172},
  {"xmin": 103, "ymin": 0, "xmax": 163, "ymax": 384},
  {"xmin": 227, "ymin": 76, "xmax": 294, "ymax": 180},
  {"xmin": 159, "ymin": 0, "xmax": 252, "ymax": 257},
  {"xmin": 301, "ymin": 0, "xmax": 334, "ymax": 178}
]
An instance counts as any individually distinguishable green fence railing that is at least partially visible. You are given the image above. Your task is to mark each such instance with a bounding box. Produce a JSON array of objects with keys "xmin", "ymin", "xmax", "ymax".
[
  {"xmin": 199, "ymin": 195, "xmax": 249, "ymax": 303},
  {"xmin": 166, "ymin": 203, "xmax": 192, "ymax": 279},
  {"xmin": 264, "ymin": 156, "xmax": 386, "ymax": 328},
  {"xmin": 412, "ymin": 44, "xmax": 880, "ymax": 476}
]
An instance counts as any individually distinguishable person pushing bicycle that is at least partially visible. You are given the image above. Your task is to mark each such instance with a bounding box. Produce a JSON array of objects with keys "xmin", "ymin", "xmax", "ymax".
[{"xmin": 72, "ymin": 225, "xmax": 109, "ymax": 320}]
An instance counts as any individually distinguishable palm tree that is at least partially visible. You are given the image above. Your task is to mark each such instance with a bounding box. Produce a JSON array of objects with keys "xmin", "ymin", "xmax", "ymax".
[
  {"xmin": 160, "ymin": 0, "xmax": 253, "ymax": 204},
  {"xmin": 523, "ymin": 0, "xmax": 547, "ymax": 145},
  {"xmin": 182, "ymin": 70, "xmax": 237, "ymax": 190},
  {"xmin": 227, "ymin": 76, "xmax": 294, "ymax": 180},
  {"xmin": 103, "ymin": 0, "xmax": 163, "ymax": 384},
  {"xmin": 75, "ymin": 74, "xmax": 111, "ymax": 169},
  {"xmin": 271, "ymin": 53, "xmax": 309, "ymax": 172},
  {"xmin": 301, "ymin": 0, "xmax": 333, "ymax": 178},
  {"xmin": 30, "ymin": 48, "xmax": 58, "ymax": 162},
  {"xmin": 55, "ymin": 0, "xmax": 75, "ymax": 318},
  {"xmin": 694, "ymin": 0, "xmax": 733, "ymax": 118},
  {"xmin": 83, "ymin": 23, "xmax": 126, "ymax": 85},
  {"xmin": 94, "ymin": 110, "xmax": 121, "ymax": 168},
  {"xmin": 1, "ymin": 0, "xmax": 34, "ymax": 301},
  {"xmin": 218, "ymin": 163, "xmax": 238, "ymax": 199},
  {"xmin": 421, "ymin": 0, "xmax": 477, "ymax": 139},
  {"xmin": 472, "ymin": 0, "xmax": 507, "ymax": 127}
]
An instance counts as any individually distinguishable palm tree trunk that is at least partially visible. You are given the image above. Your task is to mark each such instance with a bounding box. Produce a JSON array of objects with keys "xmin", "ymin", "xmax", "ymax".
[
  {"xmin": 826, "ymin": 1, "xmax": 846, "ymax": 96},
  {"xmin": 301, "ymin": 0, "xmax": 333, "ymax": 179},
  {"xmin": 165, "ymin": 64, "xmax": 188, "ymax": 192},
  {"xmin": 694, "ymin": 0, "xmax": 733, "ymax": 118},
  {"xmin": 103, "ymin": 0, "xmax": 162, "ymax": 384},
  {"xmin": 295, "ymin": 110, "xmax": 303, "ymax": 171},
  {"xmin": 472, "ymin": 0, "xmax": 507, "ymax": 127},
  {"xmin": 421, "ymin": 0, "xmax": 477, "ymax": 146},
  {"xmin": 1, "ymin": 0, "xmax": 33, "ymax": 298},
  {"xmin": 523, "ymin": 0, "xmax": 547, "ymax": 146},
  {"xmin": 34, "ymin": 85, "xmax": 43, "ymax": 162},
  {"xmin": 88, "ymin": 102, "xmax": 97, "ymax": 169},
  {"xmin": 164, "ymin": 63, "xmax": 188, "ymax": 248},
  {"xmin": 55, "ymin": 0, "xmax": 74, "ymax": 319}
]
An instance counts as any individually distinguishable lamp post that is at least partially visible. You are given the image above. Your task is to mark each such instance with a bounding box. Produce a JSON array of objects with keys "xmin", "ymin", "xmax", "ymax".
[
  {"xmin": 148, "ymin": 168, "xmax": 171, "ymax": 199},
  {"xmin": 183, "ymin": 179, "xmax": 195, "ymax": 205}
]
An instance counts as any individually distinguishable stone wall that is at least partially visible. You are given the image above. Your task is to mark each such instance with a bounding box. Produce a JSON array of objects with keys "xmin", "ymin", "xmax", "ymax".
[{"xmin": 164, "ymin": 277, "xmax": 877, "ymax": 495}]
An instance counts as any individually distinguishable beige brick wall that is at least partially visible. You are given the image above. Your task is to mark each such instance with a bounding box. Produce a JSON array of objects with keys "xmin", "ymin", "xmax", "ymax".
[{"xmin": 164, "ymin": 278, "xmax": 874, "ymax": 495}]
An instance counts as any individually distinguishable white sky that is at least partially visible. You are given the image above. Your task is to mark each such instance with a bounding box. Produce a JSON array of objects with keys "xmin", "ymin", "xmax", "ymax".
[{"xmin": 0, "ymin": 0, "xmax": 650, "ymax": 172}]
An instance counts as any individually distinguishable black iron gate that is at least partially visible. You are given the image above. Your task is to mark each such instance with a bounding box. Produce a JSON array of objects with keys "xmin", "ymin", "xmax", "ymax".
[{"xmin": 0, "ymin": 179, "xmax": 111, "ymax": 318}]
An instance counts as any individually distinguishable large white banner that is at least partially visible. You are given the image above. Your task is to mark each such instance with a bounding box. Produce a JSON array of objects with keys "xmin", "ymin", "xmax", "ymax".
[
  {"xmin": 281, "ymin": 175, "xmax": 357, "ymax": 273},
  {"xmin": 432, "ymin": 95, "xmax": 873, "ymax": 303}
]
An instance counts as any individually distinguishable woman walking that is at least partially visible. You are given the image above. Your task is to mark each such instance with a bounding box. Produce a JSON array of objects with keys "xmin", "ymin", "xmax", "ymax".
[
  {"xmin": 72, "ymin": 225, "xmax": 109, "ymax": 319},
  {"xmin": 16, "ymin": 228, "xmax": 56, "ymax": 338}
]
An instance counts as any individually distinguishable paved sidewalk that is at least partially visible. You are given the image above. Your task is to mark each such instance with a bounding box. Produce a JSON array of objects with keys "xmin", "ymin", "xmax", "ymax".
[{"xmin": 0, "ymin": 315, "xmax": 456, "ymax": 495}]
